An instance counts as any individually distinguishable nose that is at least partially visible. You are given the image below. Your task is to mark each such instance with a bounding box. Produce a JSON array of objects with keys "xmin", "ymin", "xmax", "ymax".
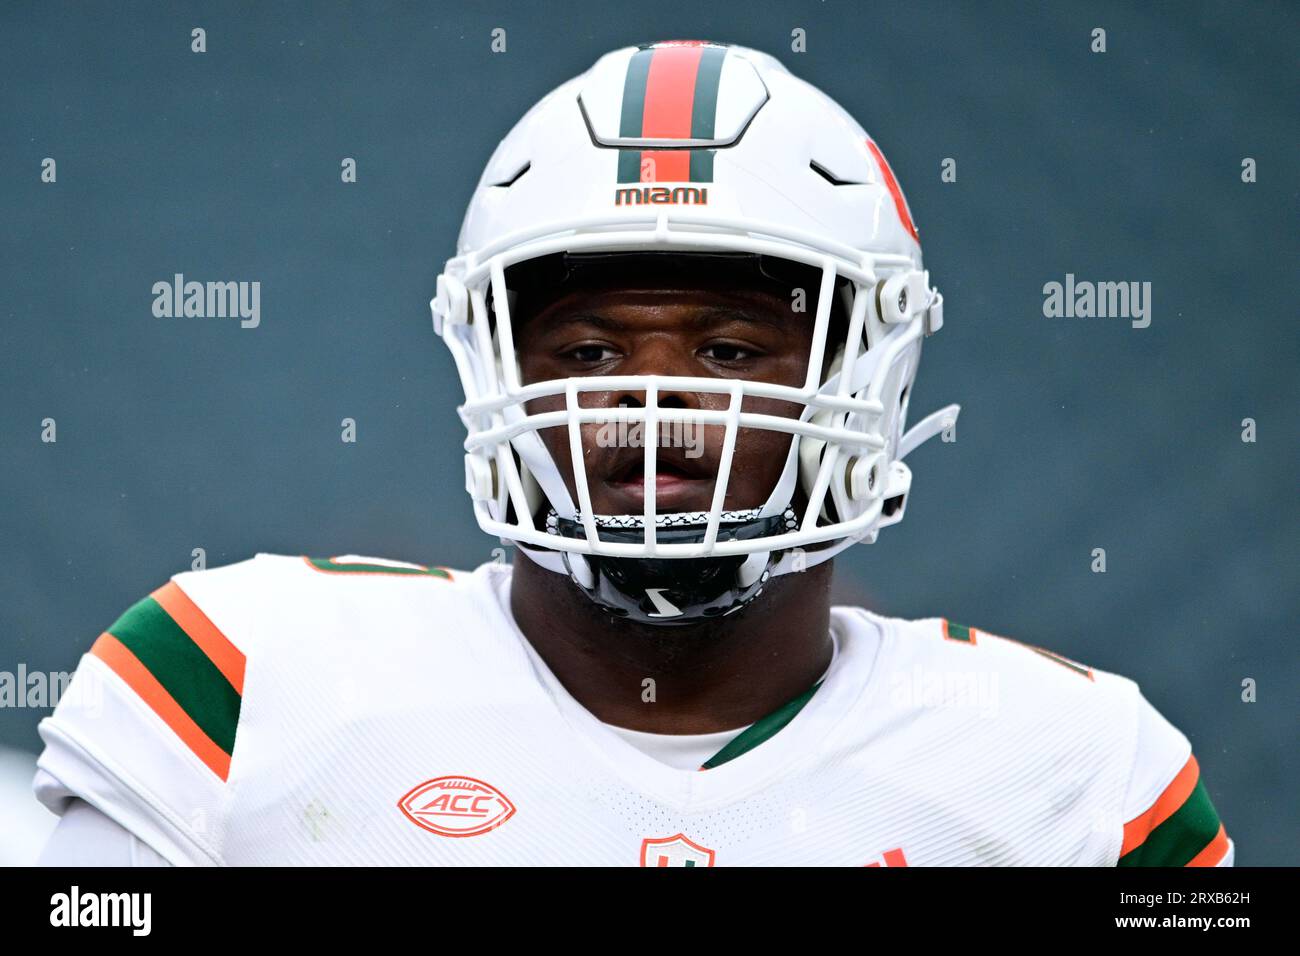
[
  {"xmin": 614, "ymin": 391, "xmax": 689, "ymax": 411},
  {"xmin": 604, "ymin": 338, "xmax": 716, "ymax": 412}
]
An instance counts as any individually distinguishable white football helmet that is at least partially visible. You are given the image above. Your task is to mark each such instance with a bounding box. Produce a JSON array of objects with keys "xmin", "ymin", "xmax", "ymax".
[{"xmin": 433, "ymin": 40, "xmax": 958, "ymax": 624}]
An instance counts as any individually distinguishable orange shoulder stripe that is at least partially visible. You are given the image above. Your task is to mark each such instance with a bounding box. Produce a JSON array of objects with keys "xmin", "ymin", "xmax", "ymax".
[
  {"xmin": 1186, "ymin": 823, "xmax": 1231, "ymax": 867},
  {"xmin": 90, "ymin": 631, "xmax": 232, "ymax": 780},
  {"xmin": 1121, "ymin": 753, "xmax": 1200, "ymax": 856},
  {"xmin": 151, "ymin": 581, "xmax": 245, "ymax": 694}
]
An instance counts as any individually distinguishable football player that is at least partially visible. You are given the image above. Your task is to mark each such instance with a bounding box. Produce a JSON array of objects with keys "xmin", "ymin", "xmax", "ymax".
[{"xmin": 34, "ymin": 40, "xmax": 1232, "ymax": 866}]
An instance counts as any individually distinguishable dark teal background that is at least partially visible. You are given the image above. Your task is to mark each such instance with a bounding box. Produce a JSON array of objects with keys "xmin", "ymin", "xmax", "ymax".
[{"xmin": 1, "ymin": 1, "xmax": 1295, "ymax": 863}]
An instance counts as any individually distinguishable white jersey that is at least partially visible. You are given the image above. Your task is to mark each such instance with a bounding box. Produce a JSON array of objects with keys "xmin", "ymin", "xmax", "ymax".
[{"xmin": 33, "ymin": 554, "xmax": 1233, "ymax": 867}]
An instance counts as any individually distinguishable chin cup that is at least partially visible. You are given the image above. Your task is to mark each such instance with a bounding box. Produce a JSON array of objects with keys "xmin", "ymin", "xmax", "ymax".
[{"xmin": 552, "ymin": 508, "xmax": 794, "ymax": 627}]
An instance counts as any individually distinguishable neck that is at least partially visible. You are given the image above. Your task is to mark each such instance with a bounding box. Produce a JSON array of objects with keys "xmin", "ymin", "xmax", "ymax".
[{"xmin": 509, "ymin": 549, "xmax": 834, "ymax": 734}]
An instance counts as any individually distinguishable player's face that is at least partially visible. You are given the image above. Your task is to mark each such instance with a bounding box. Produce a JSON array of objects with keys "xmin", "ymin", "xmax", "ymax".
[{"xmin": 515, "ymin": 285, "xmax": 827, "ymax": 516}]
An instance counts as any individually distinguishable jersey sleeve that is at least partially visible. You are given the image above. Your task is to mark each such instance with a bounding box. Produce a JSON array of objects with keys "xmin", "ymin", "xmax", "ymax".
[
  {"xmin": 31, "ymin": 574, "xmax": 248, "ymax": 866},
  {"xmin": 1116, "ymin": 690, "xmax": 1233, "ymax": 866},
  {"xmin": 37, "ymin": 798, "xmax": 173, "ymax": 867}
]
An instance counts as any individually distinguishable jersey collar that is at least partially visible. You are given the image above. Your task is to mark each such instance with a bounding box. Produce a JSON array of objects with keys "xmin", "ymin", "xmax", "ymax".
[{"xmin": 484, "ymin": 561, "xmax": 886, "ymax": 810}]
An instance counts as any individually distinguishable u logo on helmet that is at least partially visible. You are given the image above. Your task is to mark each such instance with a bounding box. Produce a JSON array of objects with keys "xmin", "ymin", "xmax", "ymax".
[{"xmin": 865, "ymin": 138, "xmax": 920, "ymax": 242}]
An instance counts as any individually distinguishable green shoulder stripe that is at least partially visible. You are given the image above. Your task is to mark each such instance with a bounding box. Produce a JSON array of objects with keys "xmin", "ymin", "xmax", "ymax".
[
  {"xmin": 1118, "ymin": 780, "xmax": 1223, "ymax": 867},
  {"xmin": 305, "ymin": 557, "xmax": 452, "ymax": 578},
  {"xmin": 106, "ymin": 595, "xmax": 241, "ymax": 755}
]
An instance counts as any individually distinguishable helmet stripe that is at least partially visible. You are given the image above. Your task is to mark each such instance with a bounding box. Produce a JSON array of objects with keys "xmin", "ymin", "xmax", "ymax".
[
  {"xmin": 643, "ymin": 43, "xmax": 704, "ymax": 139},
  {"xmin": 642, "ymin": 42, "xmax": 704, "ymax": 182},
  {"xmin": 617, "ymin": 40, "xmax": 725, "ymax": 184},
  {"xmin": 688, "ymin": 44, "xmax": 726, "ymax": 181},
  {"xmin": 616, "ymin": 47, "xmax": 654, "ymax": 182}
]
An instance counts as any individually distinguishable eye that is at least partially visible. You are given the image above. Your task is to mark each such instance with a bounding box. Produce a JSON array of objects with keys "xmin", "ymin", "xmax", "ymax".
[
  {"xmin": 563, "ymin": 344, "xmax": 619, "ymax": 364},
  {"xmin": 700, "ymin": 342, "xmax": 758, "ymax": 363}
]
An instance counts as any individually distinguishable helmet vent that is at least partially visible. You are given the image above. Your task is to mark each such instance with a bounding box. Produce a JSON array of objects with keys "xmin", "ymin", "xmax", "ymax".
[
  {"xmin": 809, "ymin": 158, "xmax": 862, "ymax": 187},
  {"xmin": 490, "ymin": 161, "xmax": 531, "ymax": 188}
]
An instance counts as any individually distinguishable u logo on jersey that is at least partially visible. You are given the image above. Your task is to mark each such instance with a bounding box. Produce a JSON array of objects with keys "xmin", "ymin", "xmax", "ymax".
[
  {"xmin": 398, "ymin": 775, "xmax": 516, "ymax": 838},
  {"xmin": 864, "ymin": 847, "xmax": 910, "ymax": 867},
  {"xmin": 640, "ymin": 833, "xmax": 717, "ymax": 867}
]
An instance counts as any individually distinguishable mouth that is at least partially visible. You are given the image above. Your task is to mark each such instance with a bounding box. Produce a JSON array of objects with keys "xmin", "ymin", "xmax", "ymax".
[{"xmin": 602, "ymin": 454, "xmax": 716, "ymax": 510}]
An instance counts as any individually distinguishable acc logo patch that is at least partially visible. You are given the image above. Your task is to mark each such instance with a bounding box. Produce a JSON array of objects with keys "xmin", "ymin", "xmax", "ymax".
[
  {"xmin": 398, "ymin": 775, "xmax": 516, "ymax": 837},
  {"xmin": 639, "ymin": 833, "xmax": 716, "ymax": 867}
]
